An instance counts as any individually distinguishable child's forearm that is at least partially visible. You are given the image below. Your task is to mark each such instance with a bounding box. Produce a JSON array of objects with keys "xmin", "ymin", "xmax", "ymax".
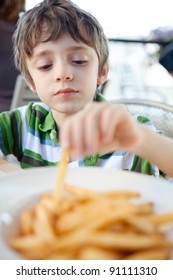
[{"xmin": 133, "ymin": 124, "xmax": 173, "ymax": 177}]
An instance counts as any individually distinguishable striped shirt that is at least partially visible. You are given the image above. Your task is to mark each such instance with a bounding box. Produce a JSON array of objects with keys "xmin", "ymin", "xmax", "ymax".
[{"xmin": 0, "ymin": 95, "xmax": 159, "ymax": 176}]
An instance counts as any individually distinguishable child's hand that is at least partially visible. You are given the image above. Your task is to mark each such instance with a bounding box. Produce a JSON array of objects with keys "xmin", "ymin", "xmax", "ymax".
[{"xmin": 60, "ymin": 102, "xmax": 143, "ymax": 158}]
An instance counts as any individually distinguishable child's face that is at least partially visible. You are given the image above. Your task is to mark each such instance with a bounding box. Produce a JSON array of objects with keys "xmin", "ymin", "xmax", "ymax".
[{"xmin": 26, "ymin": 34, "xmax": 107, "ymax": 120}]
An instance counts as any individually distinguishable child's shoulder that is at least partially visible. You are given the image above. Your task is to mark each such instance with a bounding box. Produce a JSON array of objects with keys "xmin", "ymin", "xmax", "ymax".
[
  {"xmin": 11, "ymin": 102, "xmax": 51, "ymax": 120},
  {"xmin": 24, "ymin": 102, "xmax": 52, "ymax": 127},
  {"xmin": 26, "ymin": 101, "xmax": 50, "ymax": 115},
  {"xmin": 0, "ymin": 102, "xmax": 52, "ymax": 127}
]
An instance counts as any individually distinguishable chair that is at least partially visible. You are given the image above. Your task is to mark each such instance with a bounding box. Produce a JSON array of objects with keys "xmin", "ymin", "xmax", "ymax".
[
  {"xmin": 10, "ymin": 75, "xmax": 40, "ymax": 109},
  {"xmin": 112, "ymin": 98, "xmax": 173, "ymax": 138}
]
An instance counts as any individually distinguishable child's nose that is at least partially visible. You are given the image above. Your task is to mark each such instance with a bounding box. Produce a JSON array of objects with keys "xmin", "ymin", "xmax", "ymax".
[
  {"xmin": 54, "ymin": 64, "xmax": 73, "ymax": 82},
  {"xmin": 55, "ymin": 74, "xmax": 73, "ymax": 82}
]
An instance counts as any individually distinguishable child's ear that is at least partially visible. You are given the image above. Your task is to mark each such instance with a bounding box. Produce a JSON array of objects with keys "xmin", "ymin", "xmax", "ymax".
[{"xmin": 97, "ymin": 62, "xmax": 109, "ymax": 86}]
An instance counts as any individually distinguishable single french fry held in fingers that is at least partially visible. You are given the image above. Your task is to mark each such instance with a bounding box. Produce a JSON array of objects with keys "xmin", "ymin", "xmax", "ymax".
[{"xmin": 53, "ymin": 148, "xmax": 69, "ymax": 208}]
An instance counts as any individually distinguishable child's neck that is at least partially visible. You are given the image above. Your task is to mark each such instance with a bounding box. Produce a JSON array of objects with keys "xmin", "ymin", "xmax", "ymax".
[{"xmin": 51, "ymin": 109, "xmax": 72, "ymax": 129}]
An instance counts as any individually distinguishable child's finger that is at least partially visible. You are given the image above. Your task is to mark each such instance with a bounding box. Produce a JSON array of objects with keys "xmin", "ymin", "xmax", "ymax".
[
  {"xmin": 84, "ymin": 110, "xmax": 100, "ymax": 154},
  {"xmin": 69, "ymin": 114, "xmax": 85, "ymax": 157},
  {"xmin": 83, "ymin": 102, "xmax": 111, "ymax": 154},
  {"xmin": 102, "ymin": 105, "xmax": 129, "ymax": 144},
  {"xmin": 101, "ymin": 104, "xmax": 118, "ymax": 144},
  {"xmin": 60, "ymin": 118, "xmax": 73, "ymax": 150}
]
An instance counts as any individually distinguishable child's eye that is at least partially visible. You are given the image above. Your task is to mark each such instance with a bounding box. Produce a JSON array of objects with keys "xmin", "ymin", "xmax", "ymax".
[
  {"xmin": 72, "ymin": 60, "xmax": 87, "ymax": 65},
  {"xmin": 38, "ymin": 64, "xmax": 52, "ymax": 71}
]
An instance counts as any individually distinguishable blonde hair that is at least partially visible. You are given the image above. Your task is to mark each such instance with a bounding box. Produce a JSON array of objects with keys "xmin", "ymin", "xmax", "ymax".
[{"xmin": 13, "ymin": 0, "xmax": 109, "ymax": 88}]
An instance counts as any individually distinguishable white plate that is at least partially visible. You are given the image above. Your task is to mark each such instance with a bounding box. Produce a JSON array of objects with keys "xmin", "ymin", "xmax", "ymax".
[{"xmin": 0, "ymin": 166, "xmax": 173, "ymax": 260}]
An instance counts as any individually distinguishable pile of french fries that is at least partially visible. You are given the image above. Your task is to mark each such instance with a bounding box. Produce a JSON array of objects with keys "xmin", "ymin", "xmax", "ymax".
[
  {"xmin": 9, "ymin": 184, "xmax": 173, "ymax": 260},
  {"xmin": 9, "ymin": 149, "xmax": 173, "ymax": 260}
]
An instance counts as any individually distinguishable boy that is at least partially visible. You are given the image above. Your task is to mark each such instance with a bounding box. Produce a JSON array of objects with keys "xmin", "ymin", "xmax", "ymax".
[{"xmin": 0, "ymin": 0, "xmax": 161, "ymax": 175}]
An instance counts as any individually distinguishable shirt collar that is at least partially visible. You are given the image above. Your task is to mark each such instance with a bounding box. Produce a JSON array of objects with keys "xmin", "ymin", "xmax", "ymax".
[
  {"xmin": 39, "ymin": 110, "xmax": 56, "ymax": 132},
  {"xmin": 95, "ymin": 92, "xmax": 107, "ymax": 102}
]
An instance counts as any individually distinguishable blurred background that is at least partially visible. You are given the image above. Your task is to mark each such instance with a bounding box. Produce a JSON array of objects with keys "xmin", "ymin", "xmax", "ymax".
[{"xmin": 26, "ymin": 0, "xmax": 173, "ymax": 104}]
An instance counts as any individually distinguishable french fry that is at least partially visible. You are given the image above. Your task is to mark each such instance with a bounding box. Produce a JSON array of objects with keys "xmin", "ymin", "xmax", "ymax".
[
  {"xmin": 124, "ymin": 247, "xmax": 171, "ymax": 260},
  {"xmin": 9, "ymin": 235, "xmax": 50, "ymax": 258},
  {"xmin": 51, "ymin": 231, "xmax": 170, "ymax": 252},
  {"xmin": 32, "ymin": 203, "xmax": 56, "ymax": 241},
  {"xmin": 148, "ymin": 213, "xmax": 173, "ymax": 225},
  {"xmin": 125, "ymin": 216, "xmax": 157, "ymax": 234},
  {"xmin": 53, "ymin": 148, "xmax": 69, "ymax": 208},
  {"xmin": 65, "ymin": 184, "xmax": 140, "ymax": 200},
  {"xmin": 64, "ymin": 184, "xmax": 98, "ymax": 196},
  {"xmin": 78, "ymin": 246, "xmax": 122, "ymax": 260},
  {"xmin": 45, "ymin": 251, "xmax": 76, "ymax": 260},
  {"xmin": 19, "ymin": 209, "xmax": 34, "ymax": 235},
  {"xmin": 56, "ymin": 200, "xmax": 136, "ymax": 233}
]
